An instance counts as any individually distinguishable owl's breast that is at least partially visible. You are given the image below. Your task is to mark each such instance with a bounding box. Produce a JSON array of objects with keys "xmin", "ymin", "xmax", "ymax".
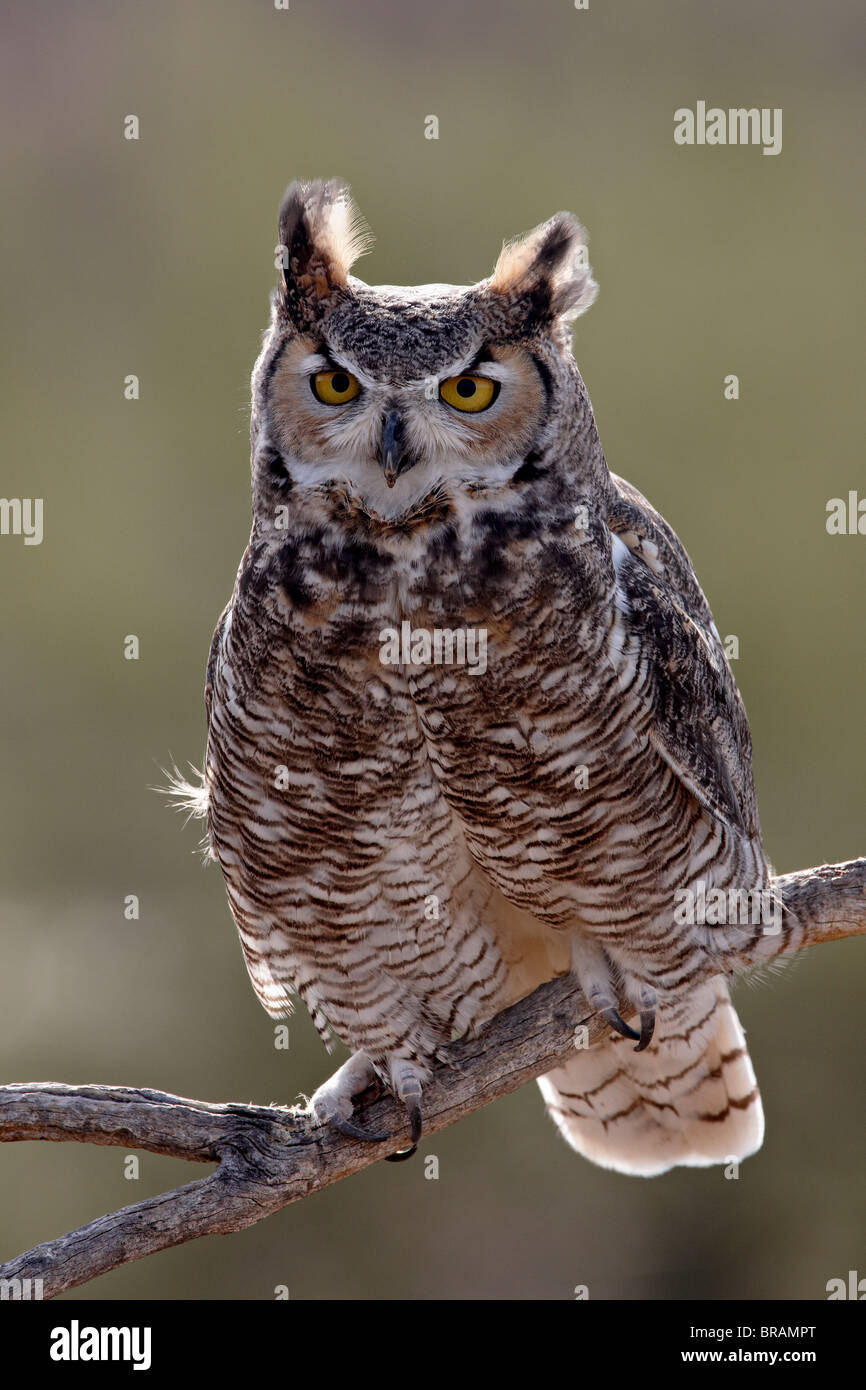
[
  {"xmin": 390, "ymin": 520, "xmax": 722, "ymax": 932},
  {"xmin": 204, "ymin": 539, "xmax": 535, "ymax": 1040}
]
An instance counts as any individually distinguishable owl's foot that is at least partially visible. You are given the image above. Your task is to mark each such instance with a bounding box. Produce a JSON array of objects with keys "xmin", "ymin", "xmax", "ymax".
[
  {"xmin": 305, "ymin": 1051, "xmax": 426, "ymax": 1160},
  {"xmin": 306, "ymin": 1051, "xmax": 390, "ymax": 1144},
  {"xmin": 572, "ymin": 940, "xmax": 657, "ymax": 1053},
  {"xmin": 383, "ymin": 1057, "xmax": 424, "ymax": 1162}
]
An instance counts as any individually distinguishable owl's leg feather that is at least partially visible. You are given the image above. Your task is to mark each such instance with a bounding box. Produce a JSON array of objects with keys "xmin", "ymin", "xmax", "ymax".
[
  {"xmin": 383, "ymin": 1058, "xmax": 425, "ymax": 1162},
  {"xmin": 306, "ymin": 1051, "xmax": 390, "ymax": 1144}
]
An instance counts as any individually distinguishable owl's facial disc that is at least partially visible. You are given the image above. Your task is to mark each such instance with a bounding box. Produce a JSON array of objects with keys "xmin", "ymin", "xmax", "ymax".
[
  {"xmin": 262, "ymin": 180, "xmax": 598, "ymax": 522},
  {"xmin": 266, "ymin": 337, "xmax": 546, "ymax": 520}
]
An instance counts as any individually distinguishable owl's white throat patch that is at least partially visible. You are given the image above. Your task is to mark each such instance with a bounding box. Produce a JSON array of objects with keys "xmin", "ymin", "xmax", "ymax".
[
  {"xmin": 283, "ymin": 450, "xmax": 522, "ymax": 527},
  {"xmin": 286, "ymin": 453, "xmax": 449, "ymax": 522}
]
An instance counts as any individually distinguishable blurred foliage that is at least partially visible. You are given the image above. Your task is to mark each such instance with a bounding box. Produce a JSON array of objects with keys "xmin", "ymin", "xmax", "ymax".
[{"xmin": 0, "ymin": 0, "xmax": 863, "ymax": 1299}]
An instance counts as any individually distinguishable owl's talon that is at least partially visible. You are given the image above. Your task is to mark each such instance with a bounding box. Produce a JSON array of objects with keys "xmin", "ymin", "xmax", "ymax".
[
  {"xmin": 324, "ymin": 1114, "xmax": 389, "ymax": 1143},
  {"xmin": 384, "ymin": 1142, "xmax": 418, "ymax": 1163},
  {"xmin": 573, "ymin": 942, "xmax": 642, "ymax": 1045},
  {"xmin": 385, "ymin": 1059, "xmax": 425, "ymax": 1161},
  {"xmin": 601, "ymin": 1006, "xmax": 641, "ymax": 1043},
  {"xmin": 629, "ymin": 982, "xmax": 658, "ymax": 1052},
  {"xmin": 635, "ymin": 1008, "xmax": 656, "ymax": 1052},
  {"xmin": 405, "ymin": 1095, "xmax": 423, "ymax": 1144},
  {"xmin": 383, "ymin": 1096, "xmax": 421, "ymax": 1162}
]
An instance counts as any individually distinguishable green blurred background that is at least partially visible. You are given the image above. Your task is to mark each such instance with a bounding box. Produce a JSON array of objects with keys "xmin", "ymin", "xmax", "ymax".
[{"xmin": 0, "ymin": 0, "xmax": 863, "ymax": 1300}]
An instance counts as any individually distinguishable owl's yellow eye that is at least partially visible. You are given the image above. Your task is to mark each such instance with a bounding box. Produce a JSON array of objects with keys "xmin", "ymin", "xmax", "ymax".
[
  {"xmin": 439, "ymin": 374, "xmax": 500, "ymax": 413},
  {"xmin": 311, "ymin": 369, "xmax": 361, "ymax": 405}
]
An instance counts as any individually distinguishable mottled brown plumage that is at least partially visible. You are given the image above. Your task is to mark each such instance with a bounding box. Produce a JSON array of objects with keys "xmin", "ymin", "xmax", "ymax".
[{"xmin": 192, "ymin": 179, "xmax": 769, "ymax": 1174}]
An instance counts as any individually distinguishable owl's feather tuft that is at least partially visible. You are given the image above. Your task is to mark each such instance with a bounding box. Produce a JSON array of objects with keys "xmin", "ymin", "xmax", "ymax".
[
  {"xmin": 489, "ymin": 211, "xmax": 597, "ymax": 325},
  {"xmin": 277, "ymin": 178, "xmax": 372, "ymax": 328},
  {"xmin": 159, "ymin": 761, "xmax": 212, "ymax": 862},
  {"xmin": 159, "ymin": 760, "xmax": 209, "ymax": 822}
]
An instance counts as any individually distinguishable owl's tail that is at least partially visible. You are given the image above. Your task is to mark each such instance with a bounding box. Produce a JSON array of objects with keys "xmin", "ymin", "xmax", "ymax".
[{"xmin": 537, "ymin": 977, "xmax": 763, "ymax": 1176}]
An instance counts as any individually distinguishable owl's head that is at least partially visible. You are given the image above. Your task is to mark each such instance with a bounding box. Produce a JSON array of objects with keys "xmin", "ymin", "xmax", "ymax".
[{"xmin": 251, "ymin": 179, "xmax": 598, "ymax": 528}]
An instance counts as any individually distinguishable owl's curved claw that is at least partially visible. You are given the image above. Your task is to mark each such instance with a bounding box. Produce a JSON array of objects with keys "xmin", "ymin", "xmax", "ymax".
[
  {"xmin": 384, "ymin": 1097, "xmax": 422, "ymax": 1162},
  {"xmin": 601, "ymin": 1006, "xmax": 641, "ymax": 1044},
  {"xmin": 635, "ymin": 1008, "xmax": 656, "ymax": 1052},
  {"xmin": 384, "ymin": 1061, "xmax": 424, "ymax": 1161},
  {"xmin": 328, "ymin": 1114, "xmax": 391, "ymax": 1144},
  {"xmin": 384, "ymin": 1142, "xmax": 417, "ymax": 1163},
  {"xmin": 631, "ymin": 983, "xmax": 658, "ymax": 1052},
  {"xmin": 405, "ymin": 1094, "xmax": 423, "ymax": 1144}
]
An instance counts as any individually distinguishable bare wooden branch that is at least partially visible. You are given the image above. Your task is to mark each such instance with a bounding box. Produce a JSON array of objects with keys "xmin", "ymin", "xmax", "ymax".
[
  {"xmin": 1, "ymin": 857, "xmax": 863, "ymax": 1299},
  {"xmin": 763, "ymin": 858, "xmax": 866, "ymax": 950}
]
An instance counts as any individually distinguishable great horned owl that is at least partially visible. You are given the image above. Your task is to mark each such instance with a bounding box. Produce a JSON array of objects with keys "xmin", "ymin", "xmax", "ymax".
[{"xmin": 196, "ymin": 178, "xmax": 767, "ymax": 1175}]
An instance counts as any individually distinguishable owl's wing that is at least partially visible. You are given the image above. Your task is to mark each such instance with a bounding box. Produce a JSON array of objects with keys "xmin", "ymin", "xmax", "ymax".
[
  {"xmin": 205, "ymin": 603, "xmax": 231, "ymax": 725},
  {"xmin": 604, "ymin": 473, "xmax": 760, "ymax": 841}
]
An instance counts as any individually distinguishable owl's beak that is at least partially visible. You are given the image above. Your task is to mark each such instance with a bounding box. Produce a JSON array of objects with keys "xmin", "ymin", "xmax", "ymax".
[{"xmin": 378, "ymin": 409, "xmax": 415, "ymax": 488}]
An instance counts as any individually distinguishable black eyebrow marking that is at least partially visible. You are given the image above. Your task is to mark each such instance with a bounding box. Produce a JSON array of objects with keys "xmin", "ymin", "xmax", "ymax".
[
  {"xmin": 262, "ymin": 338, "xmax": 288, "ymax": 390},
  {"xmin": 528, "ymin": 349, "xmax": 554, "ymax": 404},
  {"xmin": 462, "ymin": 344, "xmax": 495, "ymax": 375}
]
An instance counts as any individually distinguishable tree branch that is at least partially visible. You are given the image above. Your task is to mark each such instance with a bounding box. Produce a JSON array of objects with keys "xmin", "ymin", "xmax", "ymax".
[{"xmin": 1, "ymin": 857, "xmax": 864, "ymax": 1299}]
